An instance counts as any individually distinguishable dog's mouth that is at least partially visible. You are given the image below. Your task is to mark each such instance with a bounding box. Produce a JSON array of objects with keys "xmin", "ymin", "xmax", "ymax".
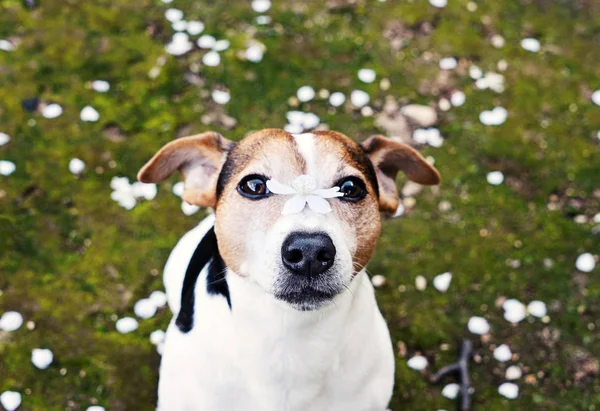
[{"xmin": 272, "ymin": 274, "xmax": 344, "ymax": 311}]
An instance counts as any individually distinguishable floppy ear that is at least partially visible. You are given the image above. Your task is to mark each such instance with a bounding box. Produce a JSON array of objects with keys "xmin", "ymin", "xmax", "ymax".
[
  {"xmin": 361, "ymin": 135, "xmax": 440, "ymax": 214},
  {"xmin": 138, "ymin": 131, "xmax": 233, "ymax": 208}
]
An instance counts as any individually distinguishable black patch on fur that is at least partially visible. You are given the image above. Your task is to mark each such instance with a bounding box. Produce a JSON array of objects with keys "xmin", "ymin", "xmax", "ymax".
[{"xmin": 176, "ymin": 226, "xmax": 230, "ymax": 333}]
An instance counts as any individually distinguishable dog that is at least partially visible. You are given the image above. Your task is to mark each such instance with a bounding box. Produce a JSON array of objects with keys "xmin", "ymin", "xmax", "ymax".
[{"xmin": 138, "ymin": 129, "xmax": 440, "ymax": 411}]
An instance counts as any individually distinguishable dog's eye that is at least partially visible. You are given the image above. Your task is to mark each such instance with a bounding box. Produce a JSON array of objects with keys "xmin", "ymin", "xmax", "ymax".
[
  {"xmin": 337, "ymin": 177, "xmax": 367, "ymax": 202},
  {"xmin": 238, "ymin": 175, "xmax": 270, "ymax": 199}
]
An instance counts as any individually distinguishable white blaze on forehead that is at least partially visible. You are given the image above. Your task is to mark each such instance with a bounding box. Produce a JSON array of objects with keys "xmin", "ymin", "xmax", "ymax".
[{"xmin": 291, "ymin": 133, "xmax": 318, "ymax": 176}]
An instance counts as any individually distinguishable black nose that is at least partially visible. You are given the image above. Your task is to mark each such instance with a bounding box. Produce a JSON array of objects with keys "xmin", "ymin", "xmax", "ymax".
[{"xmin": 281, "ymin": 233, "xmax": 336, "ymax": 277}]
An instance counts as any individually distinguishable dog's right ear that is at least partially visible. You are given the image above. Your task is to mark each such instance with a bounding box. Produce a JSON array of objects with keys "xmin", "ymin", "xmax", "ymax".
[{"xmin": 138, "ymin": 131, "xmax": 234, "ymax": 208}]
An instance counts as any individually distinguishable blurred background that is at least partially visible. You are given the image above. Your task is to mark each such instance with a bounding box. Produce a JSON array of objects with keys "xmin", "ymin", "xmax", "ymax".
[{"xmin": 1, "ymin": 0, "xmax": 599, "ymax": 410}]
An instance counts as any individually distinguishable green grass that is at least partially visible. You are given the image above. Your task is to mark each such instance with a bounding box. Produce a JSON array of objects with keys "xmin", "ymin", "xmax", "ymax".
[{"xmin": 1, "ymin": 0, "xmax": 599, "ymax": 409}]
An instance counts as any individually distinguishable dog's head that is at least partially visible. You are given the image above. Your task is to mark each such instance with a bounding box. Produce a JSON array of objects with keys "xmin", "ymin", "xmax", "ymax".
[{"xmin": 139, "ymin": 129, "xmax": 439, "ymax": 311}]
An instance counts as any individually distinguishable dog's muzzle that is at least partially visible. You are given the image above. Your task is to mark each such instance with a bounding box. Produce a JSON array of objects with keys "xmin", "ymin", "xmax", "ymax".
[{"xmin": 281, "ymin": 232, "xmax": 336, "ymax": 277}]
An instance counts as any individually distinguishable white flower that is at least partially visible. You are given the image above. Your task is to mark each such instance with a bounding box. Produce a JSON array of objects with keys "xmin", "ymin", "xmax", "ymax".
[
  {"xmin": 527, "ymin": 300, "xmax": 547, "ymax": 318},
  {"xmin": 91, "ymin": 80, "xmax": 110, "ymax": 92},
  {"xmin": 0, "ymin": 160, "xmax": 16, "ymax": 176},
  {"xmin": 442, "ymin": 383, "xmax": 460, "ymax": 399},
  {"xmin": 116, "ymin": 317, "xmax": 138, "ymax": 333},
  {"xmin": 245, "ymin": 45, "xmax": 264, "ymax": 62},
  {"xmin": 32, "ymin": 348, "xmax": 54, "ymax": 369},
  {"xmin": 0, "ymin": 391, "xmax": 21, "ymax": 411},
  {"xmin": 267, "ymin": 175, "xmax": 343, "ymax": 215},
  {"xmin": 505, "ymin": 365, "xmax": 522, "ymax": 380},
  {"xmin": 468, "ymin": 316, "xmax": 490, "ymax": 335},
  {"xmin": 498, "ymin": 382, "xmax": 519, "ymax": 399},
  {"xmin": 575, "ymin": 252, "xmax": 595, "ymax": 272},
  {"xmin": 487, "ymin": 171, "xmax": 504, "ymax": 185},
  {"xmin": 358, "ymin": 68, "xmax": 376, "ymax": 83},
  {"xmin": 187, "ymin": 21, "xmax": 205, "ymax": 35},
  {"xmin": 433, "ymin": 272, "xmax": 452, "ymax": 292},
  {"xmin": 69, "ymin": 158, "xmax": 85, "ymax": 175},
  {"xmin": 150, "ymin": 330, "xmax": 166, "ymax": 345},
  {"xmin": 329, "ymin": 92, "xmax": 346, "ymax": 107},
  {"xmin": 521, "ymin": 38, "xmax": 540, "ymax": 52},
  {"xmin": 134, "ymin": 298, "xmax": 157, "ymax": 319},
  {"xmin": 0, "ymin": 132, "xmax": 10, "ymax": 146},
  {"xmin": 149, "ymin": 290, "xmax": 168, "ymax": 308},
  {"xmin": 493, "ymin": 344, "xmax": 512, "ymax": 362},
  {"xmin": 42, "ymin": 103, "xmax": 63, "ymax": 119},
  {"xmin": 0, "ymin": 311, "xmax": 23, "ymax": 331},
  {"xmin": 80, "ymin": 106, "xmax": 100, "ymax": 122},
  {"xmin": 439, "ymin": 57, "xmax": 457, "ymax": 70},
  {"xmin": 407, "ymin": 355, "xmax": 428, "ymax": 370},
  {"xmin": 503, "ymin": 298, "xmax": 526, "ymax": 323},
  {"xmin": 251, "ymin": 0, "xmax": 271, "ymax": 13}
]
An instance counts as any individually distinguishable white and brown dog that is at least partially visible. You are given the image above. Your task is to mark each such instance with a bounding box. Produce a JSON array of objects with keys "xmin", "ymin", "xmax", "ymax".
[{"xmin": 138, "ymin": 129, "xmax": 440, "ymax": 411}]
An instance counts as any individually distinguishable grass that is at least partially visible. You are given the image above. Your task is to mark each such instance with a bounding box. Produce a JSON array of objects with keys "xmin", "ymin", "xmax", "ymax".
[{"xmin": 0, "ymin": 0, "xmax": 599, "ymax": 409}]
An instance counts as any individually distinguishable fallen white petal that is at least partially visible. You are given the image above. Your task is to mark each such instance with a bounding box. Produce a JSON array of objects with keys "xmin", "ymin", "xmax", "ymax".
[
  {"xmin": 429, "ymin": 0, "xmax": 447, "ymax": 7},
  {"xmin": 149, "ymin": 291, "xmax": 168, "ymax": 308},
  {"xmin": 32, "ymin": 348, "xmax": 54, "ymax": 369},
  {"xmin": 439, "ymin": 57, "xmax": 458, "ymax": 70},
  {"xmin": 505, "ymin": 365, "xmax": 522, "ymax": 380},
  {"xmin": 297, "ymin": 86, "xmax": 316, "ymax": 102},
  {"xmin": 197, "ymin": 34, "xmax": 216, "ymax": 49},
  {"xmin": 450, "ymin": 91, "xmax": 466, "ymax": 107},
  {"xmin": 165, "ymin": 8, "xmax": 184, "ymax": 23},
  {"xmin": 498, "ymin": 382, "xmax": 519, "ymax": 399},
  {"xmin": 491, "ymin": 34, "xmax": 505, "ymax": 48},
  {"xmin": 182, "ymin": 201, "xmax": 200, "ymax": 216},
  {"xmin": 150, "ymin": 330, "xmax": 166, "ymax": 345},
  {"xmin": 284, "ymin": 124, "xmax": 303, "ymax": 134},
  {"xmin": 503, "ymin": 298, "xmax": 527, "ymax": 323},
  {"xmin": 301, "ymin": 112, "xmax": 320, "ymax": 129},
  {"xmin": 415, "ymin": 275, "xmax": 427, "ymax": 291},
  {"xmin": 358, "ymin": 68, "xmax": 376, "ymax": 83},
  {"xmin": 134, "ymin": 298, "xmax": 157, "ymax": 319},
  {"xmin": 172, "ymin": 181, "xmax": 185, "ymax": 197},
  {"xmin": 521, "ymin": 38, "xmax": 540, "ymax": 52},
  {"xmin": 286, "ymin": 111, "xmax": 305, "ymax": 125},
  {"xmin": 203, "ymin": 51, "xmax": 221, "ymax": 67},
  {"xmin": 329, "ymin": 92, "xmax": 346, "ymax": 107},
  {"xmin": 69, "ymin": 158, "xmax": 85, "ymax": 175},
  {"xmin": 592, "ymin": 90, "xmax": 600, "ymax": 106},
  {"xmin": 469, "ymin": 65, "xmax": 483, "ymax": 80},
  {"xmin": 487, "ymin": 171, "xmax": 504, "ymax": 185},
  {"xmin": 480, "ymin": 106, "xmax": 507, "ymax": 126},
  {"xmin": 467, "ymin": 316, "xmax": 490, "ymax": 335},
  {"xmin": 433, "ymin": 272, "xmax": 452, "ymax": 292},
  {"xmin": 371, "ymin": 275, "xmax": 386, "ymax": 287},
  {"xmin": 80, "ymin": 106, "xmax": 100, "ymax": 122},
  {"xmin": 442, "ymin": 383, "xmax": 460, "ymax": 399},
  {"xmin": 187, "ymin": 21, "xmax": 205, "ymax": 35},
  {"xmin": 0, "ymin": 160, "xmax": 16, "ymax": 176},
  {"xmin": 116, "ymin": 317, "xmax": 138, "ymax": 333},
  {"xmin": 527, "ymin": 300, "xmax": 547, "ymax": 318},
  {"xmin": 212, "ymin": 90, "xmax": 231, "ymax": 104},
  {"xmin": 0, "ymin": 132, "xmax": 10, "ymax": 146},
  {"xmin": 493, "ymin": 344, "xmax": 512, "ymax": 362},
  {"xmin": 575, "ymin": 253, "xmax": 595, "ymax": 272},
  {"xmin": 42, "ymin": 103, "xmax": 63, "ymax": 119},
  {"xmin": 172, "ymin": 20, "xmax": 188, "ymax": 32},
  {"xmin": 245, "ymin": 45, "xmax": 264, "ymax": 62},
  {"xmin": 255, "ymin": 15, "xmax": 272, "ymax": 25},
  {"xmin": 0, "ymin": 39, "xmax": 16, "ymax": 52},
  {"xmin": 0, "ymin": 311, "xmax": 23, "ymax": 331},
  {"xmin": 0, "ymin": 391, "xmax": 21, "ymax": 411},
  {"xmin": 86, "ymin": 407, "xmax": 105, "ymax": 411},
  {"xmin": 251, "ymin": 0, "xmax": 271, "ymax": 13},
  {"xmin": 350, "ymin": 90, "xmax": 370, "ymax": 107},
  {"xmin": 407, "ymin": 355, "xmax": 428, "ymax": 371},
  {"xmin": 91, "ymin": 80, "xmax": 110, "ymax": 92},
  {"xmin": 214, "ymin": 39, "xmax": 230, "ymax": 52}
]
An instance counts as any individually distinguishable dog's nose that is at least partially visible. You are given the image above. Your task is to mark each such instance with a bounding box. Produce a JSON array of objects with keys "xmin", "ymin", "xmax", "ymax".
[{"xmin": 281, "ymin": 233, "xmax": 336, "ymax": 277}]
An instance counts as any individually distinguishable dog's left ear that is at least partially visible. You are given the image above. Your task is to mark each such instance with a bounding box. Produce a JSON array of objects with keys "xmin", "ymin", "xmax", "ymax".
[
  {"xmin": 361, "ymin": 135, "xmax": 440, "ymax": 214},
  {"xmin": 138, "ymin": 131, "xmax": 234, "ymax": 208}
]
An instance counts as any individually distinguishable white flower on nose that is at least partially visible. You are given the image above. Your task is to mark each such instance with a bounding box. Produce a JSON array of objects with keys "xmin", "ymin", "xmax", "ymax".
[{"xmin": 267, "ymin": 175, "xmax": 343, "ymax": 215}]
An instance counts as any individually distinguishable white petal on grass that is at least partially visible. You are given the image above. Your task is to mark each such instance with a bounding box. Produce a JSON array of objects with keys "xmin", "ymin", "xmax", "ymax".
[
  {"xmin": 134, "ymin": 298, "xmax": 157, "ymax": 319},
  {"xmin": 32, "ymin": 348, "xmax": 54, "ymax": 369},
  {"xmin": 442, "ymin": 383, "xmax": 460, "ymax": 399},
  {"xmin": 255, "ymin": 15, "xmax": 272, "ymax": 25},
  {"xmin": 521, "ymin": 38, "xmax": 541, "ymax": 52},
  {"xmin": 214, "ymin": 39, "xmax": 230, "ymax": 52},
  {"xmin": 329, "ymin": 92, "xmax": 346, "ymax": 107},
  {"xmin": 297, "ymin": 86, "xmax": 316, "ymax": 102},
  {"xmin": 68, "ymin": 158, "xmax": 85, "ymax": 175},
  {"xmin": 479, "ymin": 107, "xmax": 507, "ymax": 125},
  {"xmin": 0, "ymin": 160, "xmax": 16, "ymax": 176},
  {"xmin": 407, "ymin": 355, "xmax": 428, "ymax": 370},
  {"xmin": 173, "ymin": 182, "xmax": 185, "ymax": 197},
  {"xmin": 358, "ymin": 68, "xmax": 376, "ymax": 83},
  {"xmin": 401, "ymin": 105, "xmax": 438, "ymax": 127},
  {"xmin": 172, "ymin": 20, "xmax": 188, "ymax": 32},
  {"xmin": 415, "ymin": 275, "xmax": 427, "ymax": 291},
  {"xmin": 80, "ymin": 106, "xmax": 100, "ymax": 122},
  {"xmin": 182, "ymin": 201, "xmax": 200, "ymax": 216},
  {"xmin": 116, "ymin": 317, "xmax": 138, "ymax": 333},
  {"xmin": 413, "ymin": 128, "xmax": 444, "ymax": 147},
  {"xmin": 439, "ymin": 57, "xmax": 458, "ymax": 70},
  {"xmin": 498, "ymin": 382, "xmax": 519, "ymax": 399},
  {"xmin": 203, "ymin": 51, "xmax": 221, "ymax": 67},
  {"xmin": 91, "ymin": 80, "xmax": 110, "ymax": 92},
  {"xmin": 371, "ymin": 275, "xmax": 387, "ymax": 288},
  {"xmin": 429, "ymin": 0, "xmax": 447, "ymax": 7},
  {"xmin": 491, "ymin": 34, "xmax": 505, "ymax": 48},
  {"xmin": 0, "ymin": 311, "xmax": 23, "ymax": 331},
  {"xmin": 301, "ymin": 112, "xmax": 320, "ymax": 129},
  {"xmin": 393, "ymin": 202, "xmax": 405, "ymax": 217},
  {"xmin": 467, "ymin": 316, "xmax": 490, "ymax": 335},
  {"xmin": 42, "ymin": 103, "xmax": 63, "ymax": 119},
  {"xmin": 475, "ymin": 72, "xmax": 505, "ymax": 93},
  {"xmin": 132, "ymin": 182, "xmax": 157, "ymax": 200},
  {"xmin": 150, "ymin": 330, "xmax": 166, "ymax": 345},
  {"xmin": 166, "ymin": 33, "xmax": 193, "ymax": 56},
  {"xmin": 493, "ymin": 344, "xmax": 512, "ymax": 362},
  {"xmin": 527, "ymin": 300, "xmax": 547, "ymax": 318},
  {"xmin": 0, "ymin": 391, "xmax": 21, "ymax": 411},
  {"xmin": 350, "ymin": 90, "xmax": 370, "ymax": 107},
  {"xmin": 187, "ymin": 21, "xmax": 205, "ymax": 35},
  {"xmin": 286, "ymin": 111, "xmax": 304, "ymax": 125},
  {"xmin": 197, "ymin": 34, "xmax": 216, "ymax": 49},
  {"xmin": 575, "ymin": 253, "xmax": 595, "ymax": 272},
  {"xmin": 212, "ymin": 90, "xmax": 231, "ymax": 104},
  {"xmin": 251, "ymin": 0, "xmax": 271, "ymax": 13},
  {"xmin": 469, "ymin": 65, "xmax": 483, "ymax": 80},
  {"xmin": 284, "ymin": 124, "xmax": 303, "ymax": 134},
  {"xmin": 0, "ymin": 132, "xmax": 10, "ymax": 146},
  {"xmin": 149, "ymin": 291, "xmax": 168, "ymax": 308},
  {"xmin": 0, "ymin": 39, "xmax": 16, "ymax": 52},
  {"xmin": 503, "ymin": 298, "xmax": 526, "ymax": 323},
  {"xmin": 487, "ymin": 171, "xmax": 504, "ymax": 186},
  {"xmin": 505, "ymin": 365, "xmax": 522, "ymax": 380},
  {"xmin": 245, "ymin": 45, "xmax": 264, "ymax": 62},
  {"xmin": 433, "ymin": 272, "xmax": 452, "ymax": 292},
  {"xmin": 86, "ymin": 407, "xmax": 106, "ymax": 411},
  {"xmin": 165, "ymin": 8, "xmax": 184, "ymax": 23},
  {"xmin": 592, "ymin": 90, "xmax": 600, "ymax": 106},
  {"xmin": 451, "ymin": 91, "xmax": 466, "ymax": 107}
]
